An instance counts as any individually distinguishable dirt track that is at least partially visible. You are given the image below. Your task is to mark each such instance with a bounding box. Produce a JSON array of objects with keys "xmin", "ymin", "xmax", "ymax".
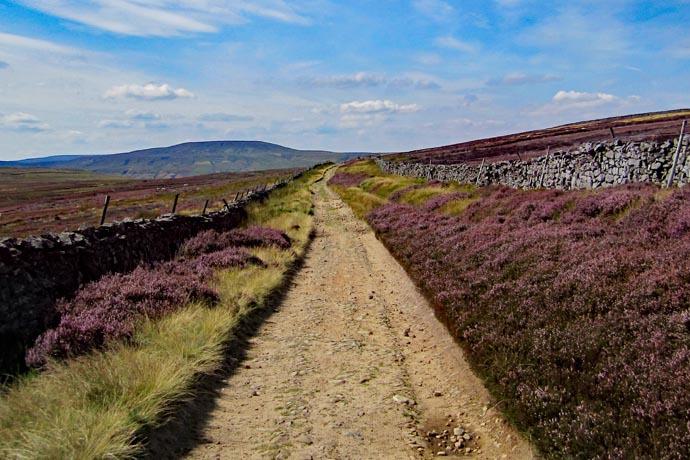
[{"xmin": 185, "ymin": 174, "xmax": 535, "ymax": 459}]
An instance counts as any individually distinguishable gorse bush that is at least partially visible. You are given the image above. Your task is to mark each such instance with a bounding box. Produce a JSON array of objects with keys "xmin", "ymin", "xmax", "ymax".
[
  {"xmin": 361, "ymin": 181, "xmax": 690, "ymax": 459},
  {"xmin": 25, "ymin": 226, "xmax": 289, "ymax": 368}
]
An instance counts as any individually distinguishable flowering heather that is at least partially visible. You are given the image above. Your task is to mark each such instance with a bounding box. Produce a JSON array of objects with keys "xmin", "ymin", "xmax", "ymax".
[
  {"xmin": 226, "ymin": 226, "xmax": 291, "ymax": 249},
  {"xmin": 420, "ymin": 191, "xmax": 472, "ymax": 211},
  {"xmin": 180, "ymin": 226, "xmax": 291, "ymax": 257},
  {"xmin": 327, "ymin": 172, "xmax": 370, "ymax": 188},
  {"xmin": 364, "ymin": 182, "xmax": 690, "ymax": 459},
  {"xmin": 27, "ymin": 243, "xmax": 261, "ymax": 367}
]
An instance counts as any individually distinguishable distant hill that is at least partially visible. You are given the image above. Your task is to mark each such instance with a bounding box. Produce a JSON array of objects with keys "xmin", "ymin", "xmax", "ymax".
[{"xmin": 0, "ymin": 141, "xmax": 367, "ymax": 178}]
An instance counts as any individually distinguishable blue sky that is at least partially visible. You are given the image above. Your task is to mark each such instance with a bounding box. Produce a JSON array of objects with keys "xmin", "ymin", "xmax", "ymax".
[{"xmin": 0, "ymin": 0, "xmax": 689, "ymax": 160}]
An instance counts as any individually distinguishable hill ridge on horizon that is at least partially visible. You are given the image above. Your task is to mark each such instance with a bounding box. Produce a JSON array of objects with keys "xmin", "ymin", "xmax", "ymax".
[{"xmin": 0, "ymin": 140, "xmax": 367, "ymax": 179}]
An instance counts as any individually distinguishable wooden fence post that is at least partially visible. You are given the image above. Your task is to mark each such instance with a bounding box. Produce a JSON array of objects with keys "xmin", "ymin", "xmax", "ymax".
[
  {"xmin": 171, "ymin": 193, "xmax": 179, "ymax": 215},
  {"xmin": 201, "ymin": 199, "xmax": 209, "ymax": 216},
  {"xmin": 540, "ymin": 148, "xmax": 551, "ymax": 188},
  {"xmin": 234, "ymin": 191, "xmax": 240, "ymax": 201},
  {"xmin": 475, "ymin": 159, "xmax": 485, "ymax": 186},
  {"xmin": 667, "ymin": 120, "xmax": 687, "ymax": 187},
  {"xmin": 222, "ymin": 199, "xmax": 231, "ymax": 212},
  {"xmin": 609, "ymin": 127, "xmax": 616, "ymax": 141},
  {"xmin": 99, "ymin": 195, "xmax": 110, "ymax": 226}
]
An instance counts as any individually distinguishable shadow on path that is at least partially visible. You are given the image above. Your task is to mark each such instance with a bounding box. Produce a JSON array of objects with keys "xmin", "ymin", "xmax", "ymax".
[{"xmin": 138, "ymin": 229, "xmax": 317, "ymax": 459}]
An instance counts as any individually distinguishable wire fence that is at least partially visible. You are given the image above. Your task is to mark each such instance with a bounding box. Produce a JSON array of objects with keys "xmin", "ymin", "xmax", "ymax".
[{"xmin": 98, "ymin": 176, "xmax": 293, "ymax": 226}]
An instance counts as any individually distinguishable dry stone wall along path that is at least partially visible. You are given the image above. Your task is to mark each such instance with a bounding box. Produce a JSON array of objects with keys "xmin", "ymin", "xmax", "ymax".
[{"xmin": 184, "ymin": 175, "xmax": 535, "ymax": 460}]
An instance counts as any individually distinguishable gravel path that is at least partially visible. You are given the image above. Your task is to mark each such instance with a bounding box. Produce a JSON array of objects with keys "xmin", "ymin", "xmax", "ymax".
[{"xmin": 185, "ymin": 174, "xmax": 535, "ymax": 460}]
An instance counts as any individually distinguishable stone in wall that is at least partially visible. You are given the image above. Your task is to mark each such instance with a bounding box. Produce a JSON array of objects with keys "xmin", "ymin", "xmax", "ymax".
[
  {"xmin": 376, "ymin": 137, "xmax": 690, "ymax": 191},
  {"xmin": 0, "ymin": 184, "xmax": 287, "ymax": 378}
]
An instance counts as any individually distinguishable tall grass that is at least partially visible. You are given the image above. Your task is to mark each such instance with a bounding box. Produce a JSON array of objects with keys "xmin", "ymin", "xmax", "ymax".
[{"xmin": 0, "ymin": 165, "xmax": 327, "ymax": 458}]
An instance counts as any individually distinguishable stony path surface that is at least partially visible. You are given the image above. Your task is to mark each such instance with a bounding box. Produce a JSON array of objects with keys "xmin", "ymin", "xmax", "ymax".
[{"xmin": 185, "ymin": 174, "xmax": 535, "ymax": 460}]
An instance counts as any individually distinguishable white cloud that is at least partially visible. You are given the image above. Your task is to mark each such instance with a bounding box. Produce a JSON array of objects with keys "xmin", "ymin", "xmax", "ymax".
[
  {"xmin": 198, "ymin": 113, "xmax": 254, "ymax": 122},
  {"xmin": 529, "ymin": 90, "xmax": 642, "ymax": 117},
  {"xmin": 552, "ymin": 90, "xmax": 617, "ymax": 107},
  {"xmin": 487, "ymin": 72, "xmax": 561, "ymax": 86},
  {"xmin": 125, "ymin": 109, "xmax": 161, "ymax": 121},
  {"xmin": 104, "ymin": 83, "xmax": 194, "ymax": 100},
  {"xmin": 338, "ymin": 100, "xmax": 420, "ymax": 129},
  {"xmin": 59, "ymin": 130, "xmax": 86, "ymax": 143},
  {"xmin": 340, "ymin": 100, "xmax": 420, "ymax": 114},
  {"xmin": 302, "ymin": 72, "xmax": 439, "ymax": 90},
  {"xmin": 17, "ymin": 0, "xmax": 309, "ymax": 37},
  {"xmin": 0, "ymin": 32, "xmax": 82, "ymax": 55},
  {"xmin": 435, "ymin": 35, "xmax": 477, "ymax": 53},
  {"xmin": 0, "ymin": 112, "xmax": 50, "ymax": 132},
  {"xmin": 98, "ymin": 119, "xmax": 135, "ymax": 129}
]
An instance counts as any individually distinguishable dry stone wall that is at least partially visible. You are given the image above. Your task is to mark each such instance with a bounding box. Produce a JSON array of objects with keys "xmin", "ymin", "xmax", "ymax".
[
  {"xmin": 0, "ymin": 187, "xmax": 280, "ymax": 377},
  {"xmin": 377, "ymin": 137, "xmax": 690, "ymax": 190}
]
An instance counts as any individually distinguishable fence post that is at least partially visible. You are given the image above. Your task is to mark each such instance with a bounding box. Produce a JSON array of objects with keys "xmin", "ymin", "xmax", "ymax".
[
  {"xmin": 222, "ymin": 199, "xmax": 231, "ymax": 212},
  {"xmin": 540, "ymin": 148, "xmax": 551, "ymax": 188},
  {"xmin": 171, "ymin": 193, "xmax": 179, "ymax": 215},
  {"xmin": 234, "ymin": 191, "xmax": 240, "ymax": 201},
  {"xmin": 667, "ymin": 120, "xmax": 687, "ymax": 187},
  {"xmin": 201, "ymin": 199, "xmax": 209, "ymax": 216},
  {"xmin": 99, "ymin": 195, "xmax": 111, "ymax": 226},
  {"xmin": 475, "ymin": 159, "xmax": 485, "ymax": 186},
  {"xmin": 609, "ymin": 127, "xmax": 616, "ymax": 141}
]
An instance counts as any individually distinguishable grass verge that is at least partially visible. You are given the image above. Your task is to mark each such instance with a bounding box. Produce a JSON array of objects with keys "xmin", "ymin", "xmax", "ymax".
[{"xmin": 0, "ymin": 165, "xmax": 328, "ymax": 458}]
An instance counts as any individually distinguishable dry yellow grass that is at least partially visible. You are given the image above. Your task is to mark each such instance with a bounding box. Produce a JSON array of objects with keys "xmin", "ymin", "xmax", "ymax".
[
  {"xmin": 0, "ymin": 165, "xmax": 328, "ymax": 459},
  {"xmin": 440, "ymin": 197, "xmax": 478, "ymax": 216},
  {"xmin": 336, "ymin": 187, "xmax": 386, "ymax": 219},
  {"xmin": 359, "ymin": 176, "xmax": 423, "ymax": 199},
  {"xmin": 332, "ymin": 160, "xmax": 481, "ymax": 218}
]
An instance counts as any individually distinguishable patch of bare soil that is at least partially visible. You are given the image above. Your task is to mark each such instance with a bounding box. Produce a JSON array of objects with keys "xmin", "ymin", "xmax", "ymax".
[{"xmin": 181, "ymin": 175, "xmax": 535, "ymax": 459}]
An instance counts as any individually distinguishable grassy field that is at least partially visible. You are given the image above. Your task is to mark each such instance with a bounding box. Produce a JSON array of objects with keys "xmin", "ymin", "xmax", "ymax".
[
  {"xmin": 0, "ymin": 164, "xmax": 328, "ymax": 458},
  {"xmin": 0, "ymin": 167, "xmax": 301, "ymax": 238}
]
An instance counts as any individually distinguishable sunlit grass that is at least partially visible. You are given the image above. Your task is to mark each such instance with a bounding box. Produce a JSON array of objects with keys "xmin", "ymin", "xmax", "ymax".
[
  {"xmin": 0, "ymin": 164, "xmax": 329, "ymax": 458},
  {"xmin": 440, "ymin": 197, "xmax": 478, "ymax": 216},
  {"xmin": 334, "ymin": 187, "xmax": 386, "ymax": 219},
  {"xmin": 360, "ymin": 176, "xmax": 423, "ymax": 199},
  {"xmin": 331, "ymin": 161, "xmax": 480, "ymax": 218},
  {"xmin": 397, "ymin": 186, "xmax": 447, "ymax": 205},
  {"xmin": 338, "ymin": 159, "xmax": 381, "ymax": 176}
]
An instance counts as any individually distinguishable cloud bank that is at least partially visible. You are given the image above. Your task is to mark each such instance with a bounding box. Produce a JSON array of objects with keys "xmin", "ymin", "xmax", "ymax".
[
  {"xmin": 340, "ymin": 100, "xmax": 420, "ymax": 114},
  {"xmin": 104, "ymin": 83, "xmax": 194, "ymax": 100}
]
